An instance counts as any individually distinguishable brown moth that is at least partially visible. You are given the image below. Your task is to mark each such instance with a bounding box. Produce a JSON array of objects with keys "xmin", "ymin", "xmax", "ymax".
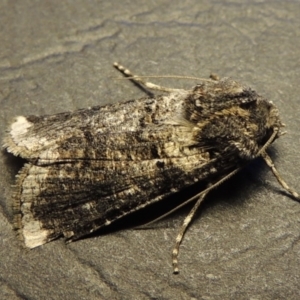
[{"xmin": 4, "ymin": 63, "xmax": 299, "ymax": 273}]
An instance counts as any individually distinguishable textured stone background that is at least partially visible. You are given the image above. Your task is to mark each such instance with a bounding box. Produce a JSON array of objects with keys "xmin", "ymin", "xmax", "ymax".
[{"xmin": 0, "ymin": 1, "xmax": 299, "ymax": 299}]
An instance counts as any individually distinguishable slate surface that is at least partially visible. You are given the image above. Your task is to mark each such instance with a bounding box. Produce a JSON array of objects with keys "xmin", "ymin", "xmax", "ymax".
[{"xmin": 0, "ymin": 1, "xmax": 299, "ymax": 299}]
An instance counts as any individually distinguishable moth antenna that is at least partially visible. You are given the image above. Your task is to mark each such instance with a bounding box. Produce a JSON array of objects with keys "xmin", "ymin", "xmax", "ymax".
[
  {"xmin": 115, "ymin": 75, "xmax": 213, "ymax": 82},
  {"xmin": 262, "ymin": 151, "xmax": 300, "ymax": 201},
  {"xmin": 172, "ymin": 190, "xmax": 208, "ymax": 274},
  {"xmin": 258, "ymin": 128, "xmax": 279, "ymax": 156},
  {"xmin": 114, "ymin": 62, "xmax": 190, "ymax": 93},
  {"xmin": 140, "ymin": 167, "xmax": 242, "ymax": 228},
  {"xmin": 257, "ymin": 127, "xmax": 299, "ymax": 200}
]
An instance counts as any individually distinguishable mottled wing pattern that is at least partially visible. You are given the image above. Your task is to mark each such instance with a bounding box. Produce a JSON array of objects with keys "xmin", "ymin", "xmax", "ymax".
[
  {"xmin": 4, "ymin": 89, "xmax": 216, "ymax": 248},
  {"xmin": 15, "ymin": 153, "xmax": 217, "ymax": 248},
  {"xmin": 4, "ymin": 78, "xmax": 270, "ymax": 248}
]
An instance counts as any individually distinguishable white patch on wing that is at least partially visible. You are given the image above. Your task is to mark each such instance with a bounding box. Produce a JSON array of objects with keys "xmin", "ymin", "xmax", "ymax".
[
  {"xmin": 22, "ymin": 220, "xmax": 51, "ymax": 249},
  {"xmin": 21, "ymin": 203, "xmax": 53, "ymax": 248},
  {"xmin": 10, "ymin": 116, "xmax": 33, "ymax": 137}
]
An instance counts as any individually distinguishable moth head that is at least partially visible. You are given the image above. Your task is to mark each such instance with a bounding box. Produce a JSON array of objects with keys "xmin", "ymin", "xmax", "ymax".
[
  {"xmin": 265, "ymin": 100, "xmax": 282, "ymax": 130},
  {"xmin": 255, "ymin": 98, "xmax": 284, "ymax": 141}
]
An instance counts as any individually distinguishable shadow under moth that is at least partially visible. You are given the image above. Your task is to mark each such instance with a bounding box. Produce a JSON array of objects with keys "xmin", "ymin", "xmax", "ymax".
[{"xmin": 3, "ymin": 63, "xmax": 300, "ymax": 273}]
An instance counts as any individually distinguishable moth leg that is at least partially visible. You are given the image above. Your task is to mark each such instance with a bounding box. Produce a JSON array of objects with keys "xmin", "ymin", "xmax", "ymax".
[
  {"xmin": 172, "ymin": 189, "xmax": 209, "ymax": 274},
  {"xmin": 261, "ymin": 152, "xmax": 300, "ymax": 201},
  {"xmin": 113, "ymin": 62, "xmax": 182, "ymax": 93}
]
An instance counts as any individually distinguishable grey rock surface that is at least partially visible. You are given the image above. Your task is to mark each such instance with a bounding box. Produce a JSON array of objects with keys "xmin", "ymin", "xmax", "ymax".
[{"xmin": 0, "ymin": 1, "xmax": 299, "ymax": 299}]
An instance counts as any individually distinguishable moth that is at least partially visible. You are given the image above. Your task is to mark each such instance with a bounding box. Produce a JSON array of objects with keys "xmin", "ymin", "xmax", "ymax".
[{"xmin": 3, "ymin": 62, "xmax": 299, "ymax": 273}]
